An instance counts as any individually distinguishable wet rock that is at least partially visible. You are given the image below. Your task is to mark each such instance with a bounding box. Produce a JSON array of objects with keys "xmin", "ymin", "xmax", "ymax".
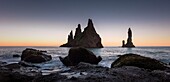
[
  {"xmin": 4, "ymin": 63, "xmax": 21, "ymax": 69},
  {"xmin": 21, "ymin": 48, "xmax": 52, "ymax": 63},
  {"xmin": 56, "ymin": 63, "xmax": 170, "ymax": 82},
  {"xmin": 40, "ymin": 50, "xmax": 47, "ymax": 53},
  {"xmin": 59, "ymin": 47, "xmax": 102, "ymax": 66},
  {"xmin": 19, "ymin": 61, "xmax": 40, "ymax": 68},
  {"xmin": 13, "ymin": 54, "xmax": 20, "ymax": 57},
  {"xmin": 0, "ymin": 61, "xmax": 7, "ymax": 66},
  {"xmin": 0, "ymin": 62, "xmax": 41, "ymax": 82},
  {"xmin": 60, "ymin": 19, "xmax": 103, "ymax": 48},
  {"xmin": 111, "ymin": 53, "xmax": 167, "ymax": 70},
  {"xmin": 32, "ymin": 73, "xmax": 66, "ymax": 82}
]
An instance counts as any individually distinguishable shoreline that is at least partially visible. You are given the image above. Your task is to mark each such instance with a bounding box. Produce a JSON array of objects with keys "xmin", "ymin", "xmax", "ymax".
[{"xmin": 1, "ymin": 61, "xmax": 170, "ymax": 82}]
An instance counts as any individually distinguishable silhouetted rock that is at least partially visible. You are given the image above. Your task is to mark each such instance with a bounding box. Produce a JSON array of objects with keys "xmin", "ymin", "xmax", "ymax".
[
  {"xmin": 122, "ymin": 40, "xmax": 125, "ymax": 47},
  {"xmin": 68, "ymin": 30, "xmax": 73, "ymax": 43},
  {"xmin": 13, "ymin": 54, "xmax": 20, "ymax": 57},
  {"xmin": 21, "ymin": 48, "xmax": 52, "ymax": 63},
  {"xmin": 59, "ymin": 47, "xmax": 102, "ymax": 66},
  {"xmin": 74, "ymin": 24, "xmax": 82, "ymax": 39},
  {"xmin": 122, "ymin": 28, "xmax": 135, "ymax": 48},
  {"xmin": 60, "ymin": 19, "xmax": 103, "ymax": 48},
  {"xmin": 111, "ymin": 53, "xmax": 167, "ymax": 70}
]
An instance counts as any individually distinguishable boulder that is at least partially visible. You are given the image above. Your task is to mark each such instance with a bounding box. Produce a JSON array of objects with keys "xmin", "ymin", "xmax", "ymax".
[
  {"xmin": 59, "ymin": 47, "xmax": 102, "ymax": 66},
  {"xmin": 21, "ymin": 48, "xmax": 52, "ymax": 63},
  {"xmin": 60, "ymin": 19, "xmax": 103, "ymax": 48},
  {"xmin": 111, "ymin": 53, "xmax": 167, "ymax": 70}
]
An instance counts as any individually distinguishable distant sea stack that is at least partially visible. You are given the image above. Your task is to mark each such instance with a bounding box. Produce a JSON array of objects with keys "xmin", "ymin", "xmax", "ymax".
[
  {"xmin": 60, "ymin": 19, "xmax": 103, "ymax": 48},
  {"xmin": 122, "ymin": 28, "xmax": 135, "ymax": 48}
]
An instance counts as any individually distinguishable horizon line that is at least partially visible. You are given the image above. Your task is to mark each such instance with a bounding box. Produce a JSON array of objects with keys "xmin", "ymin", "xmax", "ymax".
[{"xmin": 0, "ymin": 45, "xmax": 170, "ymax": 47}]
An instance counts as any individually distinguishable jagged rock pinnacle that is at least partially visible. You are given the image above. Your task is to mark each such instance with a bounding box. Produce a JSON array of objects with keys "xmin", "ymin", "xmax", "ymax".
[
  {"xmin": 68, "ymin": 30, "xmax": 73, "ymax": 43},
  {"xmin": 88, "ymin": 19, "xmax": 94, "ymax": 27},
  {"xmin": 122, "ymin": 28, "xmax": 135, "ymax": 48},
  {"xmin": 60, "ymin": 19, "xmax": 103, "ymax": 48},
  {"xmin": 74, "ymin": 24, "xmax": 82, "ymax": 39},
  {"xmin": 128, "ymin": 28, "xmax": 132, "ymax": 38}
]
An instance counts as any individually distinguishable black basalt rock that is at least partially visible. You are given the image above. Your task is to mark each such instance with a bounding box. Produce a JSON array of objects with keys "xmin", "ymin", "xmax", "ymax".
[
  {"xmin": 59, "ymin": 47, "xmax": 102, "ymax": 66},
  {"xmin": 60, "ymin": 19, "xmax": 103, "ymax": 48},
  {"xmin": 111, "ymin": 53, "xmax": 167, "ymax": 70},
  {"xmin": 21, "ymin": 48, "xmax": 52, "ymax": 63},
  {"xmin": 122, "ymin": 28, "xmax": 135, "ymax": 48}
]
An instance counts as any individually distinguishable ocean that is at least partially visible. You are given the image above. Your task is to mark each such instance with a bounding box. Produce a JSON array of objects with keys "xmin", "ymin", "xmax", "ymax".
[{"xmin": 0, "ymin": 46, "xmax": 170, "ymax": 75}]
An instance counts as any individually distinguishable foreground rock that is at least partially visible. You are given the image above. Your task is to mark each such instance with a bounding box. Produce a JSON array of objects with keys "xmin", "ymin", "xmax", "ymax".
[
  {"xmin": 34, "ymin": 62, "xmax": 170, "ymax": 82},
  {"xmin": 1, "ymin": 61, "xmax": 170, "ymax": 82},
  {"xmin": 0, "ymin": 62, "xmax": 41, "ymax": 82},
  {"xmin": 21, "ymin": 48, "xmax": 52, "ymax": 63},
  {"xmin": 59, "ymin": 47, "xmax": 102, "ymax": 66},
  {"xmin": 111, "ymin": 53, "xmax": 167, "ymax": 70},
  {"xmin": 60, "ymin": 19, "xmax": 103, "ymax": 48},
  {"xmin": 122, "ymin": 28, "xmax": 135, "ymax": 48}
]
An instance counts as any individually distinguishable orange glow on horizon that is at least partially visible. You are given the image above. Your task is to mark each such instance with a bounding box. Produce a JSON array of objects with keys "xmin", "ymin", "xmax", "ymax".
[{"xmin": 0, "ymin": 40, "xmax": 170, "ymax": 47}]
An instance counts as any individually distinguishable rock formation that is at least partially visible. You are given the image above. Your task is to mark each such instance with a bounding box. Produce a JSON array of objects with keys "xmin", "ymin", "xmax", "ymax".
[
  {"xmin": 111, "ymin": 53, "xmax": 167, "ymax": 70},
  {"xmin": 59, "ymin": 47, "xmax": 102, "ymax": 66},
  {"xmin": 74, "ymin": 24, "xmax": 82, "ymax": 39},
  {"xmin": 21, "ymin": 48, "xmax": 52, "ymax": 63},
  {"xmin": 60, "ymin": 19, "xmax": 103, "ymax": 48},
  {"xmin": 122, "ymin": 28, "xmax": 135, "ymax": 47}
]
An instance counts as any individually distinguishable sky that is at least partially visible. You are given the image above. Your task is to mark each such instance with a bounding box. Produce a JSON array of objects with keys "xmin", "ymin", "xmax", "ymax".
[{"xmin": 0, "ymin": 0, "xmax": 170, "ymax": 46}]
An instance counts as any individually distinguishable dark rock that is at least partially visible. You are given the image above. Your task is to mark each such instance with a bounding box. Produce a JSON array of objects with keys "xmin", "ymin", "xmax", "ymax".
[
  {"xmin": 19, "ymin": 61, "xmax": 40, "ymax": 68},
  {"xmin": 21, "ymin": 48, "xmax": 52, "ymax": 63},
  {"xmin": 59, "ymin": 47, "xmax": 102, "ymax": 66},
  {"xmin": 4, "ymin": 63, "xmax": 21, "ymax": 69},
  {"xmin": 13, "ymin": 54, "xmax": 20, "ymax": 57},
  {"xmin": 111, "ymin": 53, "xmax": 167, "ymax": 70},
  {"xmin": 0, "ymin": 62, "xmax": 41, "ymax": 82},
  {"xmin": 72, "ymin": 62, "xmax": 103, "ymax": 70},
  {"xmin": 52, "ymin": 63, "xmax": 170, "ymax": 82},
  {"xmin": 122, "ymin": 28, "xmax": 135, "ymax": 48},
  {"xmin": 40, "ymin": 50, "xmax": 47, "ymax": 53},
  {"xmin": 74, "ymin": 24, "xmax": 82, "ymax": 39},
  {"xmin": 60, "ymin": 19, "xmax": 103, "ymax": 48},
  {"xmin": 68, "ymin": 30, "xmax": 74, "ymax": 43},
  {"xmin": 0, "ymin": 61, "xmax": 7, "ymax": 66},
  {"xmin": 32, "ymin": 73, "xmax": 66, "ymax": 82},
  {"xmin": 0, "ymin": 68, "xmax": 34, "ymax": 82}
]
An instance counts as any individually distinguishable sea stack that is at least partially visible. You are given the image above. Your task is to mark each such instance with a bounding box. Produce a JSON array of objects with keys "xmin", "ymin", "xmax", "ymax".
[
  {"xmin": 122, "ymin": 28, "xmax": 135, "ymax": 48},
  {"xmin": 60, "ymin": 19, "xmax": 103, "ymax": 48}
]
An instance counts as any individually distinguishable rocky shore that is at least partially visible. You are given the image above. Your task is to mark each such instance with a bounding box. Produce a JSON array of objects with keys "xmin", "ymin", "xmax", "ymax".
[
  {"xmin": 0, "ymin": 48, "xmax": 170, "ymax": 82},
  {"xmin": 1, "ymin": 62, "xmax": 170, "ymax": 82}
]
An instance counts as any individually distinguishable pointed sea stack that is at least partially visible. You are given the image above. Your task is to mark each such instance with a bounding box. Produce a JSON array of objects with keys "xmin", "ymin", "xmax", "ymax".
[
  {"xmin": 122, "ymin": 28, "xmax": 135, "ymax": 48},
  {"xmin": 60, "ymin": 19, "xmax": 103, "ymax": 48}
]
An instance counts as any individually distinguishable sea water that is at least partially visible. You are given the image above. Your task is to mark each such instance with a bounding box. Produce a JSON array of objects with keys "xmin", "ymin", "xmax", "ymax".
[{"xmin": 0, "ymin": 46, "xmax": 170, "ymax": 75}]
